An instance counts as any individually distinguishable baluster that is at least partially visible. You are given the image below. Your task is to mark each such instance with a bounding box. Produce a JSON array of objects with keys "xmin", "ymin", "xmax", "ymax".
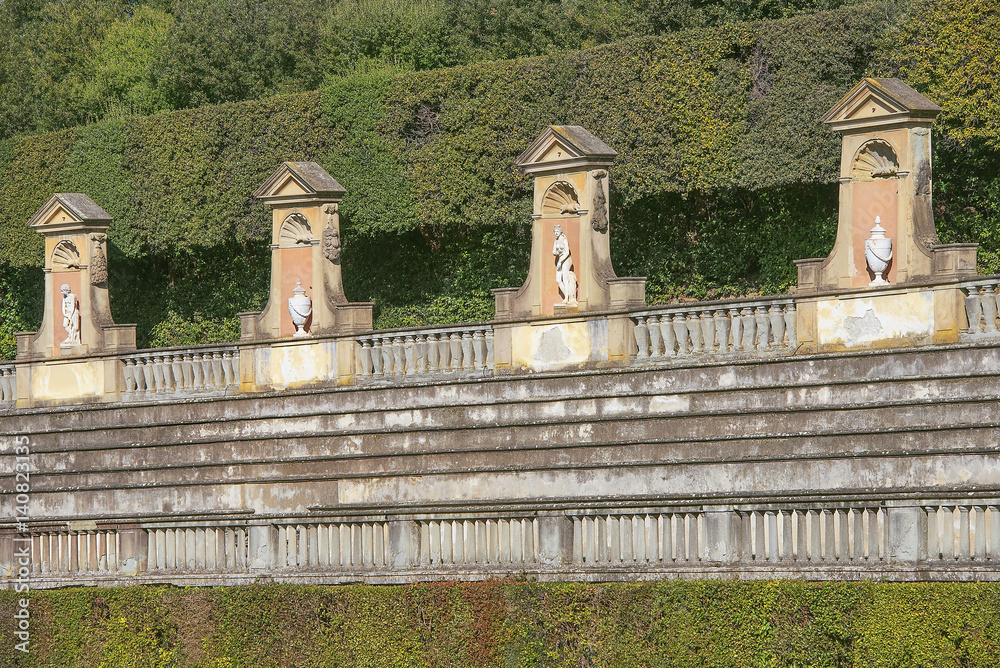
[
  {"xmin": 714, "ymin": 310, "xmax": 730, "ymax": 354},
  {"xmin": 688, "ymin": 312, "xmax": 703, "ymax": 354},
  {"xmin": 741, "ymin": 308, "xmax": 756, "ymax": 351},
  {"xmin": 755, "ymin": 306, "xmax": 769, "ymax": 352},
  {"xmin": 426, "ymin": 333, "xmax": 440, "ymax": 373},
  {"xmin": 404, "ymin": 335, "xmax": 417, "ymax": 376},
  {"xmin": 965, "ymin": 288, "xmax": 984, "ymax": 334},
  {"xmin": 172, "ymin": 354, "xmax": 185, "ymax": 394},
  {"xmin": 415, "ymin": 335, "xmax": 428, "ymax": 375},
  {"xmin": 461, "ymin": 331, "xmax": 474, "ymax": 371},
  {"xmin": 122, "ymin": 359, "xmax": 136, "ymax": 397},
  {"xmin": 473, "ymin": 330, "xmax": 486, "ymax": 370},
  {"xmin": 672, "ymin": 313, "xmax": 688, "ymax": 356},
  {"xmin": 438, "ymin": 334, "xmax": 451, "ymax": 372},
  {"xmin": 700, "ymin": 311, "xmax": 715, "ymax": 353},
  {"xmin": 181, "ymin": 353, "xmax": 195, "ymax": 390},
  {"xmin": 359, "ymin": 340, "xmax": 372, "ymax": 377},
  {"xmin": 221, "ymin": 351, "xmax": 235, "ymax": 388},
  {"xmin": 370, "ymin": 338, "xmax": 384, "ymax": 376},
  {"xmin": 391, "ymin": 336, "xmax": 405, "ymax": 376},
  {"xmin": 769, "ymin": 305, "xmax": 785, "ymax": 348},
  {"xmin": 190, "ymin": 353, "xmax": 204, "ymax": 390},
  {"xmin": 210, "ymin": 352, "xmax": 224, "ymax": 391},
  {"xmin": 660, "ymin": 313, "xmax": 676, "ymax": 357},
  {"xmin": 980, "ymin": 286, "xmax": 998, "ymax": 333},
  {"xmin": 380, "ymin": 336, "xmax": 394, "ymax": 376},
  {"xmin": 645, "ymin": 316, "xmax": 660, "ymax": 358},
  {"xmin": 229, "ymin": 350, "xmax": 240, "ymax": 386},
  {"xmin": 199, "ymin": 352, "xmax": 214, "ymax": 389},
  {"xmin": 783, "ymin": 304, "xmax": 797, "ymax": 349},
  {"xmin": 485, "ymin": 329, "xmax": 495, "ymax": 371},
  {"xmin": 449, "ymin": 333, "xmax": 462, "ymax": 372},
  {"xmin": 151, "ymin": 354, "xmax": 167, "ymax": 394},
  {"xmin": 730, "ymin": 308, "xmax": 743, "ymax": 352},
  {"xmin": 634, "ymin": 316, "xmax": 650, "ymax": 360}
]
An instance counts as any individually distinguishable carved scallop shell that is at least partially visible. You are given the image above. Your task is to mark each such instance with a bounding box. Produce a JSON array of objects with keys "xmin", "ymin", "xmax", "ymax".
[
  {"xmin": 852, "ymin": 140, "xmax": 898, "ymax": 179},
  {"xmin": 278, "ymin": 213, "xmax": 313, "ymax": 246},
  {"xmin": 542, "ymin": 181, "xmax": 581, "ymax": 215},
  {"xmin": 51, "ymin": 240, "xmax": 80, "ymax": 270}
]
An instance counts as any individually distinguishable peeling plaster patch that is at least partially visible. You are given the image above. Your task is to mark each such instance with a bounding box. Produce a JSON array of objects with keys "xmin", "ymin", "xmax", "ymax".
[{"xmin": 817, "ymin": 292, "xmax": 934, "ymax": 347}]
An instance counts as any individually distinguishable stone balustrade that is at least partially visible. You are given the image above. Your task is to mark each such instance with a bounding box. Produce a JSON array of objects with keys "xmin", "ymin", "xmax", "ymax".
[
  {"xmin": 121, "ymin": 345, "xmax": 240, "ymax": 400},
  {"xmin": 0, "ymin": 364, "xmax": 15, "ymax": 407},
  {"xmin": 10, "ymin": 500, "xmax": 997, "ymax": 586},
  {"xmin": 356, "ymin": 325, "xmax": 494, "ymax": 381},
  {"xmin": 961, "ymin": 277, "xmax": 1000, "ymax": 337},
  {"xmin": 924, "ymin": 504, "xmax": 1000, "ymax": 561},
  {"xmin": 631, "ymin": 297, "xmax": 796, "ymax": 363},
  {"xmin": 735, "ymin": 506, "xmax": 885, "ymax": 563}
]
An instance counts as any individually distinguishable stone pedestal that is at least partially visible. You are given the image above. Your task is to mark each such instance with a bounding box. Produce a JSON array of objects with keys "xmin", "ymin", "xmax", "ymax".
[{"xmin": 240, "ymin": 162, "xmax": 373, "ymax": 343}]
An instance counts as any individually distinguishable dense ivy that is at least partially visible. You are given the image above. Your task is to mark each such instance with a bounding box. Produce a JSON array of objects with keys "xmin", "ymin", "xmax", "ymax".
[{"xmin": 1, "ymin": 581, "xmax": 999, "ymax": 666}]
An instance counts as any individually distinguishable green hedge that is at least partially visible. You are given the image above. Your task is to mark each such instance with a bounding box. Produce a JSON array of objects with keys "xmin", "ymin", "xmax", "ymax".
[
  {"xmin": 0, "ymin": 1, "xmax": 997, "ymax": 355},
  {"xmin": 1, "ymin": 581, "xmax": 999, "ymax": 666}
]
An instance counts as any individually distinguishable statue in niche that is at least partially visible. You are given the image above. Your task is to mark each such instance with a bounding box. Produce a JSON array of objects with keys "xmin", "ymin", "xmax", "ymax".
[
  {"xmin": 591, "ymin": 170, "xmax": 608, "ymax": 233},
  {"xmin": 552, "ymin": 225, "xmax": 578, "ymax": 307},
  {"xmin": 60, "ymin": 284, "xmax": 81, "ymax": 347},
  {"xmin": 90, "ymin": 234, "xmax": 108, "ymax": 285},
  {"xmin": 322, "ymin": 204, "xmax": 341, "ymax": 263}
]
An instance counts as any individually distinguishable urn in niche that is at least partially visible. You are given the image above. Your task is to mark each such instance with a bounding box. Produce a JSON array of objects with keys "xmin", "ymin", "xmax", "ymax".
[
  {"xmin": 288, "ymin": 280, "xmax": 312, "ymax": 337},
  {"xmin": 864, "ymin": 216, "xmax": 893, "ymax": 286}
]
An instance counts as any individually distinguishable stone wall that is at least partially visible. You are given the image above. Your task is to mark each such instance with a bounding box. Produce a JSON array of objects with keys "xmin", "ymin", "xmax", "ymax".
[{"xmin": 2, "ymin": 331, "xmax": 999, "ymax": 587}]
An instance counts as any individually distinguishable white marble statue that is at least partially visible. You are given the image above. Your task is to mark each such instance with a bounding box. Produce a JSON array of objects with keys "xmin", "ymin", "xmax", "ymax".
[
  {"xmin": 60, "ymin": 284, "xmax": 81, "ymax": 347},
  {"xmin": 552, "ymin": 225, "xmax": 578, "ymax": 307}
]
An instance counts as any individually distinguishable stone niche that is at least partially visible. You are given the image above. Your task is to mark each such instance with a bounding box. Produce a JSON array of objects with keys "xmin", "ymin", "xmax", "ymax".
[
  {"xmin": 17, "ymin": 194, "xmax": 136, "ymax": 361},
  {"xmin": 494, "ymin": 126, "xmax": 645, "ymax": 320},
  {"xmin": 492, "ymin": 126, "xmax": 645, "ymax": 371},
  {"xmin": 794, "ymin": 79, "xmax": 978, "ymax": 351},
  {"xmin": 240, "ymin": 162, "xmax": 372, "ymax": 342}
]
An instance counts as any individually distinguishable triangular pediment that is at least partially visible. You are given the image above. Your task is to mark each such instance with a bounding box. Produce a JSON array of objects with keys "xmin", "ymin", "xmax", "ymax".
[
  {"xmin": 516, "ymin": 126, "xmax": 617, "ymax": 173},
  {"xmin": 254, "ymin": 162, "xmax": 345, "ymax": 202},
  {"xmin": 27, "ymin": 194, "xmax": 111, "ymax": 232},
  {"xmin": 821, "ymin": 78, "xmax": 941, "ymax": 127}
]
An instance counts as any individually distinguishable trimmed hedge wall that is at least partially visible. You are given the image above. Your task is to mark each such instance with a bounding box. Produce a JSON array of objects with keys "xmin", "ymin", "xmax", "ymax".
[
  {"xmin": 1, "ymin": 581, "xmax": 999, "ymax": 666},
  {"xmin": 0, "ymin": 0, "xmax": 997, "ymax": 355}
]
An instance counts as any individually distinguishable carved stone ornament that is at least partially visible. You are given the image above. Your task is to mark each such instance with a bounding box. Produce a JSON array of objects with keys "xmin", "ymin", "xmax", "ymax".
[
  {"xmin": 278, "ymin": 213, "xmax": 313, "ymax": 246},
  {"xmin": 864, "ymin": 216, "xmax": 893, "ymax": 286},
  {"xmin": 542, "ymin": 181, "xmax": 580, "ymax": 215},
  {"xmin": 60, "ymin": 284, "xmax": 81, "ymax": 347},
  {"xmin": 322, "ymin": 204, "xmax": 341, "ymax": 263},
  {"xmin": 51, "ymin": 240, "xmax": 81, "ymax": 270},
  {"xmin": 552, "ymin": 225, "xmax": 578, "ymax": 307},
  {"xmin": 90, "ymin": 233, "xmax": 108, "ymax": 285},
  {"xmin": 591, "ymin": 170, "xmax": 608, "ymax": 233},
  {"xmin": 287, "ymin": 280, "xmax": 313, "ymax": 337},
  {"xmin": 852, "ymin": 140, "xmax": 898, "ymax": 180}
]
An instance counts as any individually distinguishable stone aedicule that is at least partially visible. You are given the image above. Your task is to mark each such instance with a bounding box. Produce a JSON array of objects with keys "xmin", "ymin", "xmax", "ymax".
[{"xmin": 794, "ymin": 79, "xmax": 978, "ymax": 352}]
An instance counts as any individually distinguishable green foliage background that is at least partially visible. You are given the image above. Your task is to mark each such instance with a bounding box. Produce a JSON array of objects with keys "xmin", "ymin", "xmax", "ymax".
[
  {"xmin": 1, "ymin": 581, "xmax": 999, "ymax": 666},
  {"xmin": 0, "ymin": 0, "xmax": 997, "ymax": 355}
]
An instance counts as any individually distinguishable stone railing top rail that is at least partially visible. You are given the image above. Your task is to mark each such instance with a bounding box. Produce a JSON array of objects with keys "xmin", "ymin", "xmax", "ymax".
[
  {"xmin": 957, "ymin": 274, "xmax": 1000, "ymax": 290},
  {"xmin": 355, "ymin": 321, "xmax": 493, "ymax": 340},
  {"xmin": 630, "ymin": 293, "xmax": 795, "ymax": 318},
  {"xmin": 119, "ymin": 342, "xmax": 239, "ymax": 359}
]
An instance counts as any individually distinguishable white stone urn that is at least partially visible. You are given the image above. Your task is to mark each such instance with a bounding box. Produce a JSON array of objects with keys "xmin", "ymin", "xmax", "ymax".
[
  {"xmin": 287, "ymin": 280, "xmax": 312, "ymax": 337},
  {"xmin": 864, "ymin": 216, "xmax": 892, "ymax": 286}
]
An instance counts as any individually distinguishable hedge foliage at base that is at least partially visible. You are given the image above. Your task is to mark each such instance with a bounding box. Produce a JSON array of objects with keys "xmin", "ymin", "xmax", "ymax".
[
  {"xmin": 1, "ymin": 581, "xmax": 998, "ymax": 666},
  {"xmin": 0, "ymin": 0, "xmax": 997, "ymax": 355}
]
